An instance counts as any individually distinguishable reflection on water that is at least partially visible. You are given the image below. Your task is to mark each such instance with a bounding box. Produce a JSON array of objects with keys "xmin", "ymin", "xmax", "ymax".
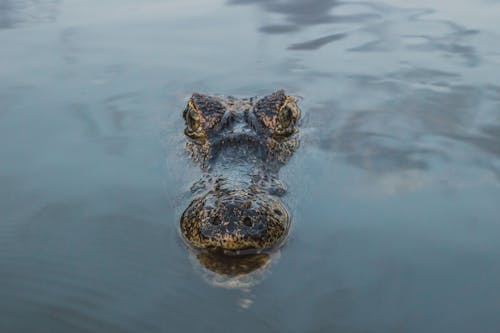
[
  {"xmin": 288, "ymin": 33, "xmax": 346, "ymax": 51},
  {"xmin": 0, "ymin": 0, "xmax": 59, "ymax": 29},
  {"xmin": 1, "ymin": 0, "xmax": 500, "ymax": 332},
  {"xmin": 197, "ymin": 252, "xmax": 270, "ymax": 276},
  {"xmin": 314, "ymin": 76, "xmax": 500, "ymax": 179},
  {"xmin": 193, "ymin": 252, "xmax": 271, "ymax": 289},
  {"xmin": 228, "ymin": 0, "xmax": 378, "ymax": 34}
]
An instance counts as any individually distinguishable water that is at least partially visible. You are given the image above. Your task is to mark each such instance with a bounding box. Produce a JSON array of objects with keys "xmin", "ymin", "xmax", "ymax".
[{"xmin": 1, "ymin": 0, "xmax": 500, "ymax": 332}]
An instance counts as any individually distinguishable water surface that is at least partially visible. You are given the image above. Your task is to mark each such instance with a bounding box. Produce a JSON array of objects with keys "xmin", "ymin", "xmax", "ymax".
[{"xmin": 1, "ymin": 0, "xmax": 500, "ymax": 332}]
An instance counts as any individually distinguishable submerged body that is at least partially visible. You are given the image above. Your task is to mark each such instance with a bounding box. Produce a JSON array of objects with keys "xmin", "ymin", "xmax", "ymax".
[{"xmin": 180, "ymin": 90, "xmax": 300, "ymax": 254}]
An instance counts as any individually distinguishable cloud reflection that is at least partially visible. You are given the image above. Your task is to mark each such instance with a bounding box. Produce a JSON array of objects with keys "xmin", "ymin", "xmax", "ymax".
[
  {"xmin": 288, "ymin": 33, "xmax": 346, "ymax": 51},
  {"xmin": 0, "ymin": 0, "xmax": 59, "ymax": 29},
  {"xmin": 228, "ymin": 0, "xmax": 341, "ymax": 29},
  {"xmin": 313, "ymin": 72, "xmax": 500, "ymax": 180}
]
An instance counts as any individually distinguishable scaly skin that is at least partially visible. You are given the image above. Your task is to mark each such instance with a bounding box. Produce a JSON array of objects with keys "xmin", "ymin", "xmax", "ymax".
[{"xmin": 180, "ymin": 90, "xmax": 300, "ymax": 254}]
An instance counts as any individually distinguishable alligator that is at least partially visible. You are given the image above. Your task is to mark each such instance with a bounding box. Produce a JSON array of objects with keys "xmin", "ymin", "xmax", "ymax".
[{"xmin": 180, "ymin": 90, "xmax": 300, "ymax": 255}]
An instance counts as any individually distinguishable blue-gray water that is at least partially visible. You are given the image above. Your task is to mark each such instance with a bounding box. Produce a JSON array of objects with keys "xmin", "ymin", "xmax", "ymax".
[{"xmin": 1, "ymin": 0, "xmax": 500, "ymax": 332}]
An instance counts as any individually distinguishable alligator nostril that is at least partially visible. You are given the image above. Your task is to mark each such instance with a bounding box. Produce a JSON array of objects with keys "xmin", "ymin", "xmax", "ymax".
[
  {"xmin": 274, "ymin": 209, "xmax": 283, "ymax": 216},
  {"xmin": 211, "ymin": 216, "xmax": 221, "ymax": 225},
  {"xmin": 243, "ymin": 216, "xmax": 253, "ymax": 227}
]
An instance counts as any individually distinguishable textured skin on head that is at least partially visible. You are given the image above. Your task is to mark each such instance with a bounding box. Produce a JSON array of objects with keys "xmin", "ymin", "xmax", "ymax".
[
  {"xmin": 253, "ymin": 90, "xmax": 287, "ymax": 135},
  {"xmin": 183, "ymin": 94, "xmax": 227, "ymax": 142},
  {"xmin": 181, "ymin": 191, "xmax": 289, "ymax": 252},
  {"xmin": 252, "ymin": 90, "xmax": 300, "ymax": 138},
  {"xmin": 190, "ymin": 93, "xmax": 226, "ymax": 132},
  {"xmin": 180, "ymin": 90, "xmax": 300, "ymax": 253}
]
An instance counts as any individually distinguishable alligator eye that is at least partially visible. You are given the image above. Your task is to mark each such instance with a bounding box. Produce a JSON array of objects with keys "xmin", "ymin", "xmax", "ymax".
[
  {"xmin": 278, "ymin": 106, "xmax": 293, "ymax": 129},
  {"xmin": 274, "ymin": 103, "xmax": 298, "ymax": 138},
  {"xmin": 184, "ymin": 104, "xmax": 205, "ymax": 139},
  {"xmin": 186, "ymin": 107, "xmax": 200, "ymax": 131}
]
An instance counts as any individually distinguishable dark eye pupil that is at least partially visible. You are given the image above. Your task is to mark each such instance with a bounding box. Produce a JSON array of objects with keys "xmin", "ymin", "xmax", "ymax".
[
  {"xmin": 187, "ymin": 109, "xmax": 199, "ymax": 130},
  {"xmin": 279, "ymin": 107, "xmax": 292, "ymax": 128}
]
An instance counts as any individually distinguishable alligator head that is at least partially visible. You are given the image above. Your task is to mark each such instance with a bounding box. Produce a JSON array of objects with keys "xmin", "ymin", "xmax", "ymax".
[{"xmin": 180, "ymin": 90, "xmax": 300, "ymax": 255}]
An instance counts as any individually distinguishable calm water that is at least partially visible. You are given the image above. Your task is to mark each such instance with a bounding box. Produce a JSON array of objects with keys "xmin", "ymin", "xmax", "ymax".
[{"xmin": 1, "ymin": 0, "xmax": 500, "ymax": 332}]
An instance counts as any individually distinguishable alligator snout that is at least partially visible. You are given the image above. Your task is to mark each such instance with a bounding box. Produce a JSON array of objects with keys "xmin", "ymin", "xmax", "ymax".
[{"xmin": 180, "ymin": 191, "xmax": 290, "ymax": 254}]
